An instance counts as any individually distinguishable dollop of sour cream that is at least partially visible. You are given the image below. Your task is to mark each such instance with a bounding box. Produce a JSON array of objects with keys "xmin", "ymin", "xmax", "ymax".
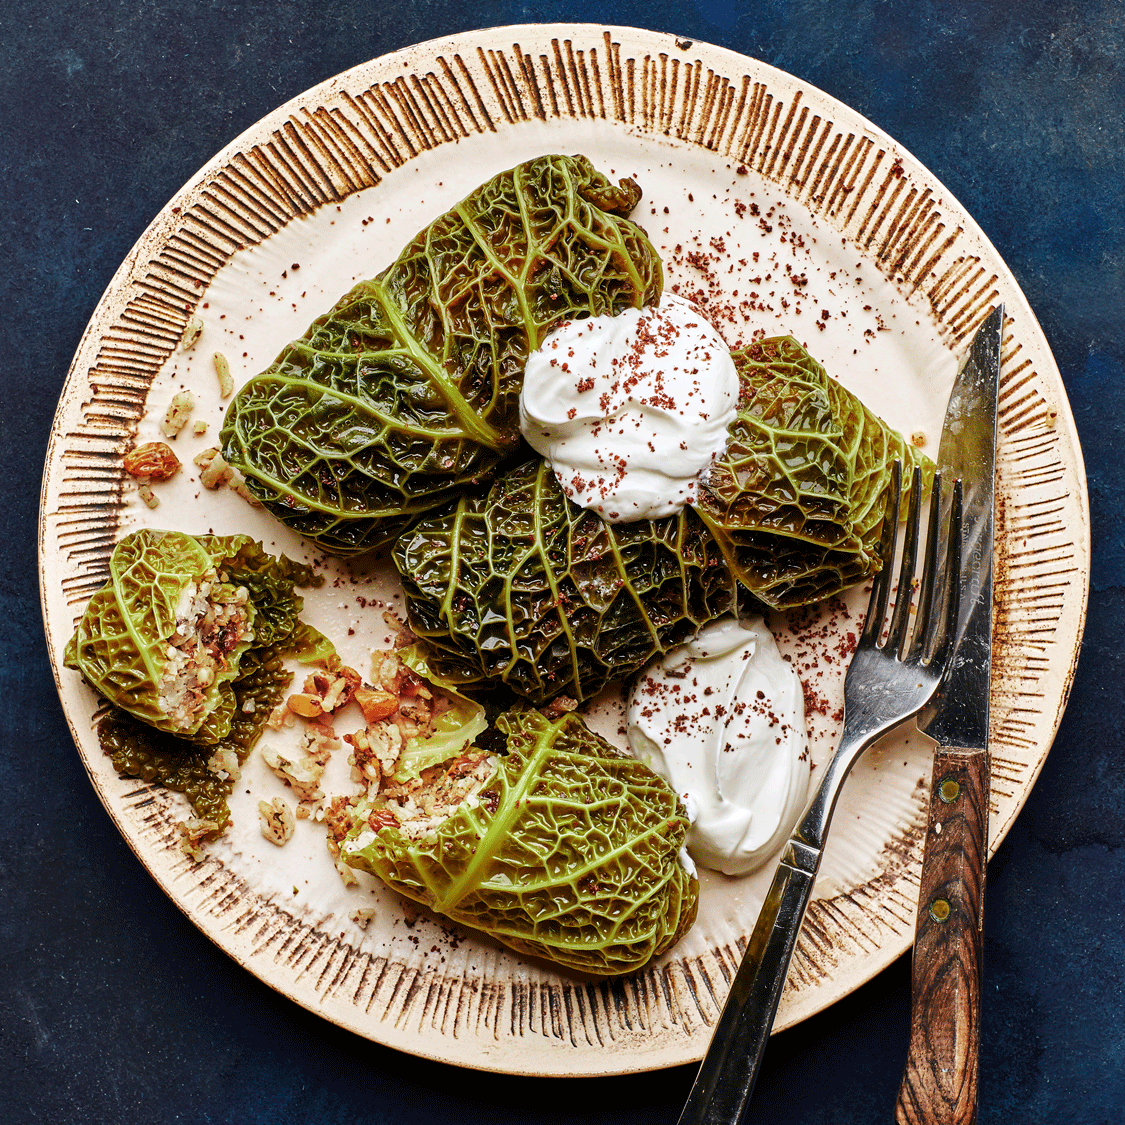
[
  {"xmin": 627, "ymin": 617, "xmax": 810, "ymax": 877},
  {"xmin": 519, "ymin": 295, "xmax": 739, "ymax": 521}
]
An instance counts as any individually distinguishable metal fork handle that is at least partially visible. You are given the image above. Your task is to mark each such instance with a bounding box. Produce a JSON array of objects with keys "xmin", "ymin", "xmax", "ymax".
[
  {"xmin": 676, "ymin": 837, "xmax": 822, "ymax": 1125},
  {"xmin": 677, "ymin": 717, "xmax": 913, "ymax": 1125}
]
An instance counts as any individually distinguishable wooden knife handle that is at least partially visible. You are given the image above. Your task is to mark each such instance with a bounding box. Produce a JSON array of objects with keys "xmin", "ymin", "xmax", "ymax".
[{"xmin": 894, "ymin": 747, "xmax": 990, "ymax": 1125}]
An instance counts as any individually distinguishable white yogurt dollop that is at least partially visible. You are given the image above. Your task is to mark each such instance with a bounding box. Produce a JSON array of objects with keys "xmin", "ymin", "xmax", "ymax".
[
  {"xmin": 519, "ymin": 295, "xmax": 739, "ymax": 521},
  {"xmin": 627, "ymin": 617, "xmax": 810, "ymax": 877}
]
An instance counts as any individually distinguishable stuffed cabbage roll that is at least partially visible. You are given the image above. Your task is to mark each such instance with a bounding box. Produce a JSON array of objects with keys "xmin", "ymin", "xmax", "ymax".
[
  {"xmin": 695, "ymin": 336, "xmax": 934, "ymax": 608},
  {"xmin": 340, "ymin": 707, "xmax": 698, "ymax": 977},
  {"xmin": 393, "ymin": 459, "xmax": 735, "ymax": 704},
  {"xmin": 220, "ymin": 154, "xmax": 663, "ymax": 554}
]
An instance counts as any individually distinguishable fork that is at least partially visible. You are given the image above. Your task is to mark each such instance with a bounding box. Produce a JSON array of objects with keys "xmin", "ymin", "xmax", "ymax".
[{"xmin": 677, "ymin": 462, "xmax": 963, "ymax": 1125}]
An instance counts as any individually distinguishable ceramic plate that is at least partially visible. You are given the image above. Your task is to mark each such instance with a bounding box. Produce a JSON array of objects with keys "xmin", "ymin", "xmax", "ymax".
[{"xmin": 40, "ymin": 24, "xmax": 1089, "ymax": 1076}]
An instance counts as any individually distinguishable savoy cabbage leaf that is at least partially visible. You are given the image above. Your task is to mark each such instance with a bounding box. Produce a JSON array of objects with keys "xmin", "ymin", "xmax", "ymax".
[
  {"xmin": 695, "ymin": 336, "xmax": 933, "ymax": 608},
  {"xmin": 341, "ymin": 707, "xmax": 698, "ymax": 977},
  {"xmin": 220, "ymin": 154, "xmax": 663, "ymax": 554},
  {"xmin": 393, "ymin": 459, "xmax": 735, "ymax": 704},
  {"xmin": 67, "ymin": 529, "xmax": 333, "ymax": 836}
]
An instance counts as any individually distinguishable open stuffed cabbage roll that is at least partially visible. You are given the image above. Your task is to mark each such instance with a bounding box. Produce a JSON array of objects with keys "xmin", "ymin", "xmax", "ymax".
[
  {"xmin": 339, "ymin": 706, "xmax": 698, "ymax": 977},
  {"xmin": 220, "ymin": 154, "xmax": 663, "ymax": 554},
  {"xmin": 65, "ymin": 529, "xmax": 330, "ymax": 742},
  {"xmin": 393, "ymin": 458, "xmax": 736, "ymax": 704},
  {"xmin": 65, "ymin": 529, "xmax": 333, "ymax": 837}
]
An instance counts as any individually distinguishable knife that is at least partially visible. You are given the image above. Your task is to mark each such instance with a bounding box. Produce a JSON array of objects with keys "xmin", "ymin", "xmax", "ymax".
[{"xmin": 894, "ymin": 304, "xmax": 1003, "ymax": 1125}]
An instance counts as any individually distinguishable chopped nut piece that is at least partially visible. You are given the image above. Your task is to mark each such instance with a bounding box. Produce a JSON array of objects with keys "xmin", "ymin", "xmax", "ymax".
[
  {"xmin": 213, "ymin": 351, "xmax": 234, "ymax": 398},
  {"xmin": 266, "ymin": 701, "xmax": 297, "ymax": 730},
  {"xmin": 350, "ymin": 908, "xmax": 377, "ymax": 929},
  {"xmin": 324, "ymin": 795, "xmax": 360, "ymax": 843},
  {"xmin": 323, "ymin": 806, "xmax": 361, "ymax": 886},
  {"xmin": 540, "ymin": 694, "xmax": 578, "ymax": 719},
  {"xmin": 194, "ymin": 446, "xmax": 234, "ymax": 490},
  {"xmin": 124, "ymin": 441, "xmax": 181, "ymax": 481},
  {"xmin": 262, "ymin": 744, "xmax": 326, "ymax": 802},
  {"xmin": 193, "ymin": 446, "xmax": 231, "ymax": 489},
  {"xmin": 201, "ymin": 457, "xmax": 232, "ymax": 490},
  {"xmin": 355, "ymin": 686, "xmax": 398, "ymax": 722},
  {"xmin": 137, "ymin": 484, "xmax": 159, "ymax": 509},
  {"xmin": 180, "ymin": 316, "xmax": 203, "ymax": 351},
  {"xmin": 258, "ymin": 798, "xmax": 295, "ymax": 845},
  {"xmin": 287, "ymin": 692, "xmax": 324, "ymax": 718},
  {"xmin": 910, "ymin": 430, "xmax": 926, "ymax": 447},
  {"xmin": 1045, "ymin": 405, "xmax": 1059, "ymax": 429},
  {"xmin": 192, "ymin": 420, "xmax": 208, "ymax": 436},
  {"xmin": 304, "ymin": 667, "xmax": 359, "ymax": 713},
  {"xmin": 333, "ymin": 854, "xmax": 359, "ymax": 887},
  {"xmin": 227, "ymin": 471, "xmax": 263, "ymax": 508},
  {"xmin": 340, "ymin": 666, "xmax": 363, "ymax": 702},
  {"xmin": 178, "ymin": 816, "xmax": 221, "ymax": 861},
  {"xmin": 302, "ymin": 724, "xmax": 340, "ymax": 764},
  {"xmin": 161, "ymin": 391, "xmax": 195, "ymax": 438}
]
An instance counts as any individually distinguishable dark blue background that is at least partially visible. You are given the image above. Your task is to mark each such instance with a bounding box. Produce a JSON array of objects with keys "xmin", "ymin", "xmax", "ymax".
[{"xmin": 3, "ymin": 2, "xmax": 1121, "ymax": 1122}]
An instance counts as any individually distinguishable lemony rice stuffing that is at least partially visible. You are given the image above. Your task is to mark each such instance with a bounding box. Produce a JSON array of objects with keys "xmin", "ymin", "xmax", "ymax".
[
  {"xmin": 375, "ymin": 751, "xmax": 498, "ymax": 840},
  {"xmin": 159, "ymin": 573, "xmax": 252, "ymax": 730}
]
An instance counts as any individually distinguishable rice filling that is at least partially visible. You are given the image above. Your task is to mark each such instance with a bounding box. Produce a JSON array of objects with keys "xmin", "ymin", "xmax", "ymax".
[
  {"xmin": 369, "ymin": 751, "xmax": 498, "ymax": 841},
  {"xmin": 158, "ymin": 571, "xmax": 252, "ymax": 730}
]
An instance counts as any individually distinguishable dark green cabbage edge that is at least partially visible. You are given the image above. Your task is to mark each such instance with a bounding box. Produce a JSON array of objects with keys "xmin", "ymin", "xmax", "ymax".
[
  {"xmin": 395, "ymin": 337, "xmax": 933, "ymax": 704},
  {"xmin": 219, "ymin": 154, "xmax": 663, "ymax": 555},
  {"xmin": 341, "ymin": 707, "xmax": 698, "ymax": 977},
  {"xmin": 65, "ymin": 529, "xmax": 335, "ymax": 834}
]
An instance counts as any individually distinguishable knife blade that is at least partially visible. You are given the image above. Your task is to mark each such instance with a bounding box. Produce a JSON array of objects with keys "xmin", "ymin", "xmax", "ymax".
[{"xmin": 894, "ymin": 304, "xmax": 1003, "ymax": 1125}]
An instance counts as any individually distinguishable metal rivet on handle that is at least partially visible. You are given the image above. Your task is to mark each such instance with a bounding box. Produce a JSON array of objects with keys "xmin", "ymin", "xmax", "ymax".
[
  {"xmin": 929, "ymin": 897, "xmax": 951, "ymax": 923},
  {"xmin": 938, "ymin": 777, "xmax": 961, "ymax": 803}
]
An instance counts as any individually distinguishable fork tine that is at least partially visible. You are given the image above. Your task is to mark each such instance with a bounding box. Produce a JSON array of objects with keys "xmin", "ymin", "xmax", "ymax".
[
  {"xmin": 905, "ymin": 471, "xmax": 943, "ymax": 663},
  {"xmin": 886, "ymin": 465, "xmax": 924, "ymax": 656},
  {"xmin": 928, "ymin": 477, "xmax": 964, "ymax": 669},
  {"xmin": 860, "ymin": 460, "xmax": 903, "ymax": 646}
]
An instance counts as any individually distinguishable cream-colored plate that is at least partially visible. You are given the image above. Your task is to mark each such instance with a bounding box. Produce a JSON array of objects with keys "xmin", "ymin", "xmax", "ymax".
[{"xmin": 40, "ymin": 25, "xmax": 1088, "ymax": 1076}]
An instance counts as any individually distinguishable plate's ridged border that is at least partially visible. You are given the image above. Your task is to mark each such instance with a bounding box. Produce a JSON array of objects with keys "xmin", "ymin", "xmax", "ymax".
[{"xmin": 41, "ymin": 25, "xmax": 1089, "ymax": 1075}]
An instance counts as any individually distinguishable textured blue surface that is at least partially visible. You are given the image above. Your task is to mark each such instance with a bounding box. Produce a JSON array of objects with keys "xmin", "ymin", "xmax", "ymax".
[{"xmin": 2, "ymin": 2, "xmax": 1123, "ymax": 1122}]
